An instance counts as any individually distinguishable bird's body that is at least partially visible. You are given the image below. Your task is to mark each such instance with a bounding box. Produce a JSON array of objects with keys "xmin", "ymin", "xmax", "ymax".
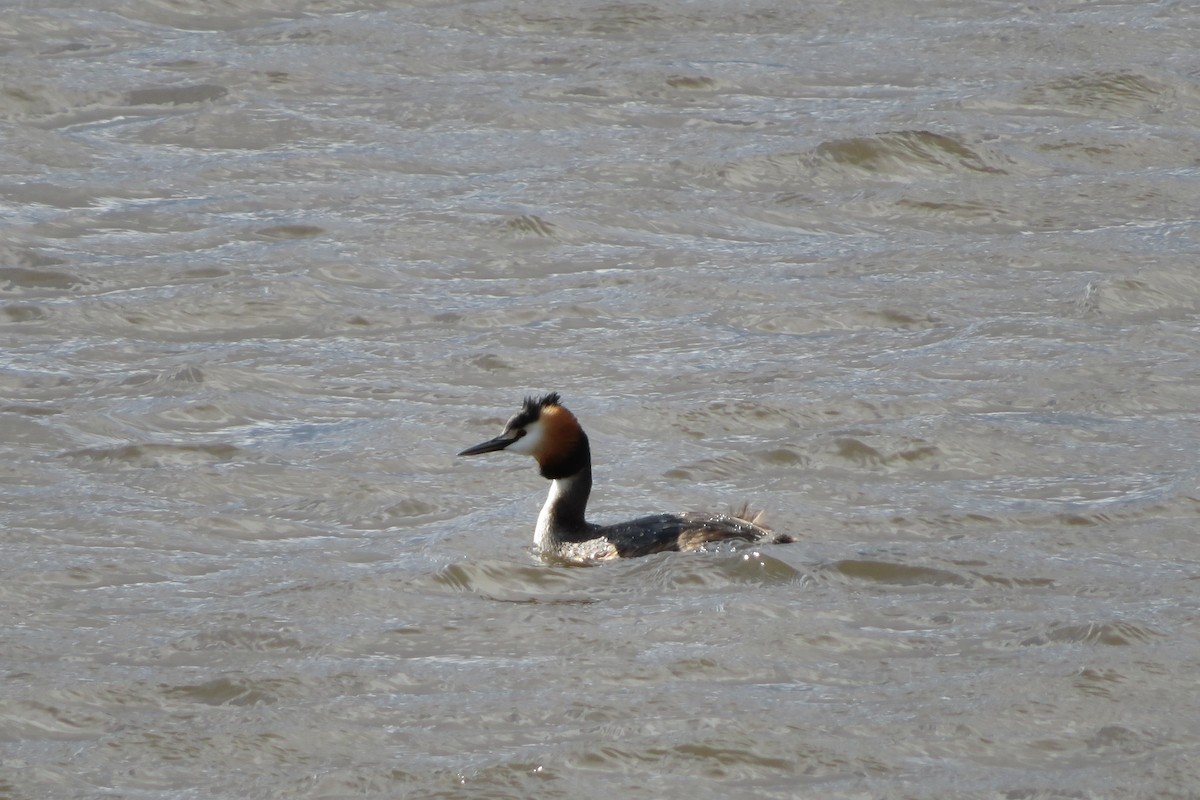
[{"xmin": 458, "ymin": 393, "xmax": 791, "ymax": 564}]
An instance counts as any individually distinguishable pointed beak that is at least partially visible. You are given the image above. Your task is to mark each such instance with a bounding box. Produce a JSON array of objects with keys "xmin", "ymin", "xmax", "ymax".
[{"xmin": 457, "ymin": 433, "xmax": 518, "ymax": 456}]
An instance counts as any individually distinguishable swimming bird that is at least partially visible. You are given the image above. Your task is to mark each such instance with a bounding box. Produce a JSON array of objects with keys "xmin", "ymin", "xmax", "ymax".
[{"xmin": 458, "ymin": 392, "xmax": 792, "ymax": 563}]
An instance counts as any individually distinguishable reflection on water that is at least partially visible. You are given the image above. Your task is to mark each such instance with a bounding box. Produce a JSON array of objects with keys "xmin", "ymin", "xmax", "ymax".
[{"xmin": 3, "ymin": 0, "xmax": 1200, "ymax": 797}]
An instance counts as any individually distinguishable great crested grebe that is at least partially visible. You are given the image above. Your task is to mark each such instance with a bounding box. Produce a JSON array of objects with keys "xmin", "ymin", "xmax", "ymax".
[{"xmin": 458, "ymin": 392, "xmax": 793, "ymax": 563}]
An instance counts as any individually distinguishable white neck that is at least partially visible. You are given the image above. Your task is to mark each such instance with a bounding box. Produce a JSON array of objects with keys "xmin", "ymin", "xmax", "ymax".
[
  {"xmin": 534, "ymin": 479, "xmax": 568, "ymax": 550},
  {"xmin": 532, "ymin": 467, "xmax": 594, "ymax": 549}
]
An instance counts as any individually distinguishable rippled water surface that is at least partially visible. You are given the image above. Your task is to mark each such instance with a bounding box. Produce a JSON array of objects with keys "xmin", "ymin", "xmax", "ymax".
[{"xmin": 3, "ymin": 1, "xmax": 1200, "ymax": 797}]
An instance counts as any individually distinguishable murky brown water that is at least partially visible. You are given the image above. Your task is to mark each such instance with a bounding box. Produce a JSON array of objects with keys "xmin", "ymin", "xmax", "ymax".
[{"xmin": 3, "ymin": 1, "xmax": 1200, "ymax": 797}]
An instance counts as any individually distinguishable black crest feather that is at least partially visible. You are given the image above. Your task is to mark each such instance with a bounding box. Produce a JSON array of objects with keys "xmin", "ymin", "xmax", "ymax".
[
  {"xmin": 511, "ymin": 392, "xmax": 562, "ymax": 428},
  {"xmin": 528, "ymin": 391, "xmax": 561, "ymax": 411}
]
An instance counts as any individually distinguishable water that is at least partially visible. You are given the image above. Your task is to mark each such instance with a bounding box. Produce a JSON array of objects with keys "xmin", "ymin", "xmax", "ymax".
[{"xmin": 3, "ymin": 1, "xmax": 1199, "ymax": 797}]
